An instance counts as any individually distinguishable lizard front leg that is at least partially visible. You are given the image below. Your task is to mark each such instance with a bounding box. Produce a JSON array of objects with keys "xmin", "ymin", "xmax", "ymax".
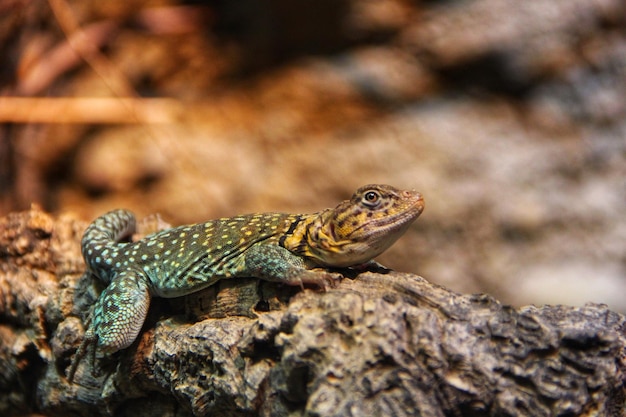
[
  {"xmin": 237, "ymin": 243, "xmax": 342, "ymax": 289},
  {"xmin": 68, "ymin": 269, "xmax": 151, "ymax": 382}
]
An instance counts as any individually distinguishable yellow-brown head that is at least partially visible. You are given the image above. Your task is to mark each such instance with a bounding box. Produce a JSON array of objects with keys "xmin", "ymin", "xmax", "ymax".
[{"xmin": 298, "ymin": 184, "xmax": 424, "ymax": 267}]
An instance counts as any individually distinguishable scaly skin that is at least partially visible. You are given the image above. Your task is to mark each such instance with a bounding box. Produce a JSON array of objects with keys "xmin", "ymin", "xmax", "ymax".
[{"xmin": 68, "ymin": 184, "xmax": 424, "ymax": 382}]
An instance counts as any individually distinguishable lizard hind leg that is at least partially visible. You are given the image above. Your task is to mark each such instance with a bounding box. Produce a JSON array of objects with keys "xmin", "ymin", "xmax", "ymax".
[
  {"xmin": 92, "ymin": 270, "xmax": 151, "ymax": 354},
  {"xmin": 68, "ymin": 270, "xmax": 151, "ymax": 382}
]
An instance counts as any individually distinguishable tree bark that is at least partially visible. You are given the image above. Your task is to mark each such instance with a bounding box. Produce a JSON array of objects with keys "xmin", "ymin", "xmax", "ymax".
[{"xmin": 0, "ymin": 207, "xmax": 624, "ymax": 417}]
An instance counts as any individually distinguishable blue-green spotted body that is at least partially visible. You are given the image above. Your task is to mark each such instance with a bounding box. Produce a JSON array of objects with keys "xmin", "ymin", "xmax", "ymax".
[
  {"xmin": 68, "ymin": 184, "xmax": 424, "ymax": 382},
  {"xmin": 83, "ymin": 212, "xmax": 313, "ymax": 297}
]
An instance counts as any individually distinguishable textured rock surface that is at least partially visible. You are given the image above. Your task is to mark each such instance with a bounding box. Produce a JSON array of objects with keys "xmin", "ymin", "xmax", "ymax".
[{"xmin": 1, "ymin": 207, "xmax": 625, "ymax": 417}]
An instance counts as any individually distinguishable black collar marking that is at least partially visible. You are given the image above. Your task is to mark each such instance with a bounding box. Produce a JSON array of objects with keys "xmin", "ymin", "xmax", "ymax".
[{"xmin": 278, "ymin": 215, "xmax": 303, "ymax": 248}]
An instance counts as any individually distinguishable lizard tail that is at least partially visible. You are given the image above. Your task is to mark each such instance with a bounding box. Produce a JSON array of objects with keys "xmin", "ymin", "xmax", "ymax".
[{"xmin": 81, "ymin": 209, "xmax": 136, "ymax": 282}]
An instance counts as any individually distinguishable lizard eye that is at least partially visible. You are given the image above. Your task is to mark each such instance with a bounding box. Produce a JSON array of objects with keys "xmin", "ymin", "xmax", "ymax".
[{"xmin": 362, "ymin": 190, "xmax": 380, "ymax": 207}]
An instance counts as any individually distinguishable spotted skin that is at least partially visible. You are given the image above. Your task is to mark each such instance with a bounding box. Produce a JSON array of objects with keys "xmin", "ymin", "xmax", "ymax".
[{"xmin": 68, "ymin": 184, "xmax": 424, "ymax": 382}]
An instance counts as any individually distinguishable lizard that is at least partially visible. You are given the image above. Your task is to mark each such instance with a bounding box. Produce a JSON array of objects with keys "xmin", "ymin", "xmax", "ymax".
[{"xmin": 67, "ymin": 184, "xmax": 424, "ymax": 382}]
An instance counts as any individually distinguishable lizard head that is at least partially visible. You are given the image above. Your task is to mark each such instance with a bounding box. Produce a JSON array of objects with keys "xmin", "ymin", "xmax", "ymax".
[{"xmin": 303, "ymin": 184, "xmax": 424, "ymax": 267}]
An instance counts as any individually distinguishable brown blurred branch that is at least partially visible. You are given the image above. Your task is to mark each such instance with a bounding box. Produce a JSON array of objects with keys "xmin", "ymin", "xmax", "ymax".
[
  {"xmin": 16, "ymin": 20, "xmax": 119, "ymax": 96},
  {"xmin": 47, "ymin": 0, "xmax": 136, "ymax": 98},
  {"xmin": 0, "ymin": 97, "xmax": 183, "ymax": 123}
]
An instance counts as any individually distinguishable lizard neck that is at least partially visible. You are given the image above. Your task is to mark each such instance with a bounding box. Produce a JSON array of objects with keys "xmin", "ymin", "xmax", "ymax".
[
  {"xmin": 280, "ymin": 207, "xmax": 385, "ymax": 268},
  {"xmin": 280, "ymin": 210, "xmax": 336, "ymax": 266}
]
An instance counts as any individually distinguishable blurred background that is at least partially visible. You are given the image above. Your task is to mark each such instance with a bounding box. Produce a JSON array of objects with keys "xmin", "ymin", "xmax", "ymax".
[{"xmin": 1, "ymin": 0, "xmax": 624, "ymax": 311}]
